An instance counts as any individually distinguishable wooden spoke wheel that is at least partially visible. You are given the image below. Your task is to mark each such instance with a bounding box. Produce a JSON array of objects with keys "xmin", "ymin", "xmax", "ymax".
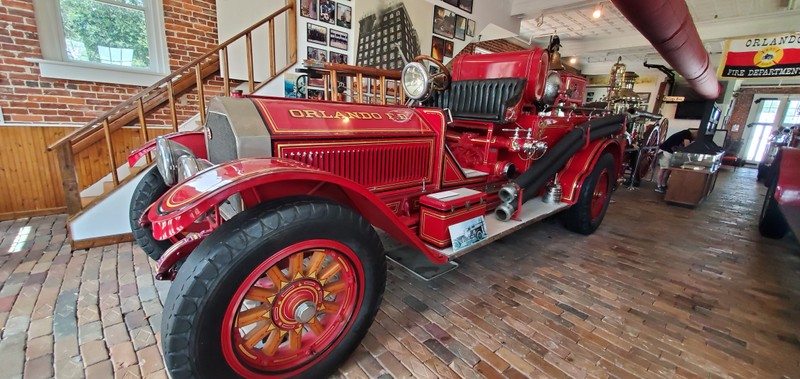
[
  {"xmin": 160, "ymin": 198, "xmax": 385, "ymax": 379},
  {"xmin": 222, "ymin": 241, "xmax": 361, "ymax": 375},
  {"xmin": 633, "ymin": 125, "xmax": 662, "ymax": 182}
]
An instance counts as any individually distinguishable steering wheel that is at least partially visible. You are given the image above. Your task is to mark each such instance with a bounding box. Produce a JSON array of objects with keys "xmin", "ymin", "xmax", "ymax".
[{"xmin": 413, "ymin": 55, "xmax": 451, "ymax": 91}]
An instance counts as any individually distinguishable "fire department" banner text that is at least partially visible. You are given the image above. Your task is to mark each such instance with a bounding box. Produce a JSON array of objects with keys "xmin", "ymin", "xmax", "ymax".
[{"xmin": 718, "ymin": 33, "xmax": 800, "ymax": 79}]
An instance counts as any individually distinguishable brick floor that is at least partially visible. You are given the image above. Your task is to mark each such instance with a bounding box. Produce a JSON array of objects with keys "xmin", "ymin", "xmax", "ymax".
[{"xmin": 0, "ymin": 168, "xmax": 798, "ymax": 378}]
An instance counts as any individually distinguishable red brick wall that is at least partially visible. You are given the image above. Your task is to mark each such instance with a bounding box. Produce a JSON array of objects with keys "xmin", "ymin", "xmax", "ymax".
[
  {"xmin": 726, "ymin": 86, "xmax": 800, "ymax": 141},
  {"xmin": 0, "ymin": 0, "xmax": 219, "ymax": 125}
]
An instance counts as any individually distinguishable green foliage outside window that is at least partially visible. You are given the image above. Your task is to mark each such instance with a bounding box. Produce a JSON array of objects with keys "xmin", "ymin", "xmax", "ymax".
[{"xmin": 60, "ymin": 0, "xmax": 150, "ymax": 68}]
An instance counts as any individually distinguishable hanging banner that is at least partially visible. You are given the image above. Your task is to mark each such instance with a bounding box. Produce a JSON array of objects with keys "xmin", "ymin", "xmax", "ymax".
[{"xmin": 717, "ymin": 33, "xmax": 800, "ymax": 79}]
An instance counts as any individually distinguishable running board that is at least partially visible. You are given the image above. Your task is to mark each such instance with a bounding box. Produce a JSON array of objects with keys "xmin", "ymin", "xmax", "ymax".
[
  {"xmin": 432, "ymin": 199, "xmax": 570, "ymax": 260},
  {"xmin": 383, "ymin": 198, "xmax": 570, "ymax": 280}
]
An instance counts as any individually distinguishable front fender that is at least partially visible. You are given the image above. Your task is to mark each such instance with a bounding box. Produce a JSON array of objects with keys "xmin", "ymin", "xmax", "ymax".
[
  {"xmin": 127, "ymin": 131, "xmax": 207, "ymax": 167},
  {"xmin": 560, "ymin": 137, "xmax": 624, "ymax": 203},
  {"xmin": 148, "ymin": 157, "xmax": 449, "ymax": 264}
]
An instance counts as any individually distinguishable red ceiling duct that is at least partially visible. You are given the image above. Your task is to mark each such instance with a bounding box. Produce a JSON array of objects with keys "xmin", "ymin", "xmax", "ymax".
[{"xmin": 610, "ymin": 0, "xmax": 722, "ymax": 99}]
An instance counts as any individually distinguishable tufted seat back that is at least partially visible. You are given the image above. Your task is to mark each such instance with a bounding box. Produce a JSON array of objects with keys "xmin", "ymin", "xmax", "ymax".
[{"xmin": 424, "ymin": 78, "xmax": 526, "ymax": 123}]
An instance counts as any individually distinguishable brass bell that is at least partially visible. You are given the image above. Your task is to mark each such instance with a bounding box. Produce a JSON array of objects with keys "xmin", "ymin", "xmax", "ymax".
[
  {"xmin": 549, "ymin": 50, "xmax": 565, "ymax": 71},
  {"xmin": 547, "ymin": 35, "xmax": 565, "ymax": 71}
]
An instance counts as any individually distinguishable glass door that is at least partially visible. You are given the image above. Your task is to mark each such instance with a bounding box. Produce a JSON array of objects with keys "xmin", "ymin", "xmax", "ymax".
[{"xmin": 742, "ymin": 95, "xmax": 800, "ymax": 163}]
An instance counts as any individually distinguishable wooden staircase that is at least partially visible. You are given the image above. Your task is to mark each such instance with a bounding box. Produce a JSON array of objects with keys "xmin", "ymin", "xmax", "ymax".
[{"xmin": 47, "ymin": 1, "xmax": 297, "ymax": 249}]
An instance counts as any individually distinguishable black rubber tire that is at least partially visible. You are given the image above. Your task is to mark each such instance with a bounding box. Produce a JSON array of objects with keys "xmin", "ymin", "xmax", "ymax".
[
  {"xmin": 759, "ymin": 173, "xmax": 788, "ymax": 239},
  {"xmin": 161, "ymin": 197, "xmax": 386, "ymax": 379},
  {"xmin": 129, "ymin": 167, "xmax": 170, "ymax": 261},
  {"xmin": 562, "ymin": 153, "xmax": 616, "ymax": 235}
]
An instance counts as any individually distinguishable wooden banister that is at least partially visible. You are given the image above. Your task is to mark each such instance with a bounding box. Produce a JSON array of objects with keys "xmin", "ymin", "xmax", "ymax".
[{"xmin": 301, "ymin": 61, "xmax": 405, "ymax": 105}]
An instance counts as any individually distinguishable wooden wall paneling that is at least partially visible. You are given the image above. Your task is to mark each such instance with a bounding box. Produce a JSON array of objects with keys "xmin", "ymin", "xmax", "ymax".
[{"xmin": 0, "ymin": 126, "xmax": 172, "ymax": 220}]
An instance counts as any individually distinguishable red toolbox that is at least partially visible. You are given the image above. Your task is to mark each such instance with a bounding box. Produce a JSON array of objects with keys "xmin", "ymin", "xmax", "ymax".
[{"xmin": 419, "ymin": 188, "xmax": 486, "ymax": 248}]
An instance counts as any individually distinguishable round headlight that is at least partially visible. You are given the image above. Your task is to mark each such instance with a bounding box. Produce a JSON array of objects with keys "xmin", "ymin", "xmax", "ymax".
[
  {"xmin": 401, "ymin": 62, "xmax": 431, "ymax": 100},
  {"xmin": 541, "ymin": 71, "xmax": 562, "ymax": 105},
  {"xmin": 155, "ymin": 136, "xmax": 196, "ymax": 186}
]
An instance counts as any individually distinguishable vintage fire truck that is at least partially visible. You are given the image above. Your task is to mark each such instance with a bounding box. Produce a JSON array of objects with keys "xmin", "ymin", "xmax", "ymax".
[{"xmin": 126, "ymin": 1, "xmax": 720, "ymax": 377}]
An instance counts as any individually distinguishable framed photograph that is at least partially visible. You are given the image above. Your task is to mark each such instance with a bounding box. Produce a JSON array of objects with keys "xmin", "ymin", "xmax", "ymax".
[
  {"xmin": 307, "ymin": 24, "xmax": 327, "ymax": 46},
  {"xmin": 455, "ymin": 15, "xmax": 466, "ymax": 40},
  {"xmin": 336, "ymin": 2, "xmax": 352, "ymax": 29},
  {"xmin": 300, "ymin": 0, "xmax": 317, "ymax": 20},
  {"xmin": 449, "ymin": 215, "xmax": 488, "ymax": 252},
  {"xmin": 330, "ymin": 51, "xmax": 348, "ymax": 64},
  {"xmin": 431, "ymin": 36, "xmax": 446, "ymax": 62},
  {"xmin": 307, "ymin": 46, "xmax": 327, "ymax": 62},
  {"xmin": 444, "ymin": 0, "xmax": 459, "ymax": 6},
  {"xmin": 459, "ymin": 0, "xmax": 473, "ymax": 13},
  {"xmin": 444, "ymin": 39, "xmax": 454, "ymax": 58},
  {"xmin": 329, "ymin": 29, "xmax": 348, "ymax": 50},
  {"xmin": 433, "ymin": 6, "xmax": 456, "ymax": 39},
  {"xmin": 319, "ymin": 0, "xmax": 335, "ymax": 25},
  {"xmin": 284, "ymin": 73, "xmax": 307, "ymax": 98},
  {"xmin": 466, "ymin": 19, "xmax": 476, "ymax": 37}
]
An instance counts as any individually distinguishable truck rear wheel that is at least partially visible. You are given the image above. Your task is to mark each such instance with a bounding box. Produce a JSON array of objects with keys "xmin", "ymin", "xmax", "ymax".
[
  {"xmin": 759, "ymin": 174, "xmax": 788, "ymax": 239},
  {"xmin": 129, "ymin": 167, "xmax": 170, "ymax": 261},
  {"xmin": 161, "ymin": 197, "xmax": 385, "ymax": 379},
  {"xmin": 562, "ymin": 153, "xmax": 615, "ymax": 235}
]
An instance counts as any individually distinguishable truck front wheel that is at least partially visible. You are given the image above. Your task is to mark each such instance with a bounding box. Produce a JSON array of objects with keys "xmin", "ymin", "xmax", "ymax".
[
  {"xmin": 161, "ymin": 198, "xmax": 386, "ymax": 379},
  {"xmin": 562, "ymin": 153, "xmax": 615, "ymax": 235}
]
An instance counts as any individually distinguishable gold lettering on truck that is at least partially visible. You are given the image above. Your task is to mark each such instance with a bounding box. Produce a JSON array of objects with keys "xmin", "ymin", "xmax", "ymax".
[{"xmin": 287, "ymin": 109, "xmax": 385, "ymax": 120}]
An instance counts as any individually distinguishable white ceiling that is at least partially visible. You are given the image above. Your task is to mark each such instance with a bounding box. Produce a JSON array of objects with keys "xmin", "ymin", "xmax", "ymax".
[{"xmin": 513, "ymin": 0, "xmax": 800, "ymax": 74}]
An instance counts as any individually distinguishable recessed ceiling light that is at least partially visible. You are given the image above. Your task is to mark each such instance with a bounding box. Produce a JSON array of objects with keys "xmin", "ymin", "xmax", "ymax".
[
  {"xmin": 569, "ymin": 57, "xmax": 578, "ymax": 64},
  {"xmin": 593, "ymin": 3, "xmax": 603, "ymax": 18}
]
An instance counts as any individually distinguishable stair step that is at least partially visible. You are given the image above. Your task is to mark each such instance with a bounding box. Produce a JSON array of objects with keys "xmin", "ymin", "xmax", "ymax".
[
  {"xmin": 103, "ymin": 181, "xmax": 115, "ymax": 193},
  {"xmin": 81, "ymin": 196, "xmax": 97, "ymax": 207}
]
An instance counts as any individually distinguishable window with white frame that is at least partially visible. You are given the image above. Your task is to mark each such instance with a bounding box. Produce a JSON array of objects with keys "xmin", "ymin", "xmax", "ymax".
[{"xmin": 32, "ymin": 0, "xmax": 169, "ymax": 86}]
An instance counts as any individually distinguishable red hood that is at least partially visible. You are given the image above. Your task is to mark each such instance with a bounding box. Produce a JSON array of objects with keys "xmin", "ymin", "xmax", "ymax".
[{"xmin": 249, "ymin": 97, "xmax": 437, "ymax": 139}]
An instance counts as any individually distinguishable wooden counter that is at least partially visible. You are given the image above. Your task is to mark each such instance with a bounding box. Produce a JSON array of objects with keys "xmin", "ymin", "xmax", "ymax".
[{"xmin": 664, "ymin": 167, "xmax": 719, "ymax": 207}]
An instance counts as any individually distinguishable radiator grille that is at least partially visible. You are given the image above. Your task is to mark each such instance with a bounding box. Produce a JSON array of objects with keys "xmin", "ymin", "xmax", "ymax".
[
  {"xmin": 278, "ymin": 140, "xmax": 433, "ymax": 190},
  {"xmin": 206, "ymin": 112, "xmax": 237, "ymax": 165}
]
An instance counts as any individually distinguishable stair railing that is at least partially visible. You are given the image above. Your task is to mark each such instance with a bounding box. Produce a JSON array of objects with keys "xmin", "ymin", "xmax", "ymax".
[
  {"xmin": 47, "ymin": 0, "xmax": 297, "ymax": 216},
  {"xmin": 301, "ymin": 61, "xmax": 405, "ymax": 105}
]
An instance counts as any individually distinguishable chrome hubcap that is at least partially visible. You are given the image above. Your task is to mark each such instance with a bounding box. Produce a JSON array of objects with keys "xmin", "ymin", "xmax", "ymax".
[{"xmin": 294, "ymin": 300, "xmax": 317, "ymax": 323}]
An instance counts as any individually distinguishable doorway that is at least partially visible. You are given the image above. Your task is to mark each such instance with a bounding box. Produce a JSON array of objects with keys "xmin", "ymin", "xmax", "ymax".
[{"xmin": 741, "ymin": 94, "xmax": 800, "ymax": 163}]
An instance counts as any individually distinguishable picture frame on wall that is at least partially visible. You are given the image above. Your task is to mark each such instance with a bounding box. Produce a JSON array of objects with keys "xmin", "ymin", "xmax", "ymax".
[
  {"xmin": 459, "ymin": 0, "xmax": 473, "ymax": 13},
  {"xmin": 330, "ymin": 51, "xmax": 348, "ymax": 64},
  {"xmin": 444, "ymin": 0, "xmax": 459, "ymax": 7},
  {"xmin": 329, "ymin": 29, "xmax": 348, "ymax": 50},
  {"xmin": 336, "ymin": 3, "xmax": 352, "ymax": 29},
  {"xmin": 300, "ymin": 0, "xmax": 318, "ymax": 20},
  {"xmin": 455, "ymin": 15, "xmax": 466, "ymax": 40},
  {"xmin": 466, "ymin": 19, "xmax": 476, "ymax": 37},
  {"xmin": 431, "ymin": 36, "xmax": 446, "ymax": 62},
  {"xmin": 444, "ymin": 39, "xmax": 454, "ymax": 58},
  {"xmin": 433, "ymin": 5, "xmax": 456, "ymax": 39},
  {"xmin": 307, "ymin": 46, "xmax": 327, "ymax": 62},
  {"xmin": 307, "ymin": 24, "xmax": 328, "ymax": 46},
  {"xmin": 319, "ymin": 0, "xmax": 335, "ymax": 25}
]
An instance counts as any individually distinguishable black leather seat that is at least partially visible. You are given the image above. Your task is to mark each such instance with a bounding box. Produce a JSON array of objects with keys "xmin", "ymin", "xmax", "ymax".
[{"xmin": 424, "ymin": 78, "xmax": 526, "ymax": 123}]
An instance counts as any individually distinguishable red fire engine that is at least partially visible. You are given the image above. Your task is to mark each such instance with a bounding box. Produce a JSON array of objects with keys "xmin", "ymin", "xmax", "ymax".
[{"xmin": 126, "ymin": 1, "xmax": 720, "ymax": 377}]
